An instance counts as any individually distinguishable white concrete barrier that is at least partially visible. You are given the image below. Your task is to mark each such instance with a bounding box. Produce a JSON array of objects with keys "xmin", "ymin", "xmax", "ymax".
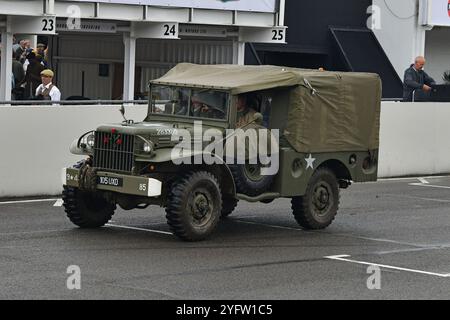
[
  {"xmin": 0, "ymin": 102, "xmax": 449, "ymax": 197},
  {"xmin": 0, "ymin": 105, "xmax": 148, "ymax": 198},
  {"xmin": 378, "ymin": 102, "xmax": 450, "ymax": 178}
]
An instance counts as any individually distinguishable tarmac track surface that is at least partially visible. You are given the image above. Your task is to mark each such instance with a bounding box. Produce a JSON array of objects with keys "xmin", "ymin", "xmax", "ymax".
[{"xmin": 0, "ymin": 176, "xmax": 449, "ymax": 299}]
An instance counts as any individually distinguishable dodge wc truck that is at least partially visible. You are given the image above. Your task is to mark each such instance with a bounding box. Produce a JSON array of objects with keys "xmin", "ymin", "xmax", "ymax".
[{"xmin": 62, "ymin": 63, "xmax": 381, "ymax": 241}]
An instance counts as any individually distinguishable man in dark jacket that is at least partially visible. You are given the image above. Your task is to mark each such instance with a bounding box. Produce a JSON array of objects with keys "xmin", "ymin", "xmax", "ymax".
[
  {"xmin": 22, "ymin": 52, "xmax": 44, "ymax": 99},
  {"xmin": 403, "ymin": 56, "xmax": 436, "ymax": 102},
  {"xmin": 12, "ymin": 50, "xmax": 25, "ymax": 100}
]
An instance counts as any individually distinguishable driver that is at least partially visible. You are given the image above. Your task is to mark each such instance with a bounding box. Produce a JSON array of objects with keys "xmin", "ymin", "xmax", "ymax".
[
  {"xmin": 191, "ymin": 96, "xmax": 209, "ymax": 117},
  {"xmin": 191, "ymin": 93, "xmax": 225, "ymax": 119}
]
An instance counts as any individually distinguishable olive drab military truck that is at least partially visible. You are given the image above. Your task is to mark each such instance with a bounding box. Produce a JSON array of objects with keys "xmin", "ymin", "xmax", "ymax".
[{"xmin": 62, "ymin": 63, "xmax": 381, "ymax": 241}]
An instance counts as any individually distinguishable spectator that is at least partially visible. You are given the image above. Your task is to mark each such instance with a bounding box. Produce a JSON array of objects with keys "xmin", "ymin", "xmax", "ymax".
[
  {"xmin": 35, "ymin": 69, "xmax": 61, "ymax": 102},
  {"xmin": 23, "ymin": 49, "xmax": 35, "ymax": 72},
  {"xmin": 23, "ymin": 49, "xmax": 47, "ymax": 72},
  {"xmin": 403, "ymin": 56, "xmax": 436, "ymax": 102},
  {"xmin": 13, "ymin": 39, "xmax": 24, "ymax": 61},
  {"xmin": 36, "ymin": 43, "xmax": 48, "ymax": 68},
  {"xmin": 22, "ymin": 51, "xmax": 44, "ymax": 99},
  {"xmin": 12, "ymin": 50, "xmax": 25, "ymax": 100},
  {"xmin": 36, "ymin": 43, "xmax": 46, "ymax": 56},
  {"xmin": 12, "ymin": 35, "xmax": 19, "ymax": 56},
  {"xmin": 16, "ymin": 39, "xmax": 31, "ymax": 63}
]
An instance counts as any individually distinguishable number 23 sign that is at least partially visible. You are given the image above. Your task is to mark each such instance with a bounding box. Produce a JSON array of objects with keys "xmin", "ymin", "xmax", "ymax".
[
  {"xmin": 41, "ymin": 17, "xmax": 56, "ymax": 33},
  {"xmin": 10, "ymin": 16, "xmax": 56, "ymax": 35}
]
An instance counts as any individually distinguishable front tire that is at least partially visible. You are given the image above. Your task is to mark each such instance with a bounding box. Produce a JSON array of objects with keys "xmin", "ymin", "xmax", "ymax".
[
  {"xmin": 166, "ymin": 171, "xmax": 222, "ymax": 241},
  {"xmin": 291, "ymin": 168, "xmax": 339, "ymax": 230},
  {"xmin": 62, "ymin": 186, "xmax": 116, "ymax": 228}
]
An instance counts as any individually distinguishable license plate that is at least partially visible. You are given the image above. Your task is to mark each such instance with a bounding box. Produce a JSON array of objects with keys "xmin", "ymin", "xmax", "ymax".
[{"xmin": 97, "ymin": 176, "xmax": 123, "ymax": 187}]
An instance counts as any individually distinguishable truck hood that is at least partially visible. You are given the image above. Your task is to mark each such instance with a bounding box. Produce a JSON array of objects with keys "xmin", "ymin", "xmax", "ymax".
[
  {"xmin": 96, "ymin": 121, "xmax": 225, "ymax": 137},
  {"xmin": 96, "ymin": 122, "xmax": 179, "ymax": 136}
]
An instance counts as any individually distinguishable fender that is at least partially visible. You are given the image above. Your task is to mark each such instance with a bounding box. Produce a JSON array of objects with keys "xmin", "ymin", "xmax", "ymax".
[
  {"xmin": 145, "ymin": 148, "xmax": 225, "ymax": 165},
  {"xmin": 70, "ymin": 131, "xmax": 94, "ymax": 156},
  {"xmin": 69, "ymin": 138, "xmax": 93, "ymax": 156},
  {"xmin": 144, "ymin": 148, "xmax": 236, "ymax": 197}
]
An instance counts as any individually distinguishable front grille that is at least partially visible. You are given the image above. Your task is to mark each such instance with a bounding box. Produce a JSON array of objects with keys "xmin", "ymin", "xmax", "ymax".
[{"xmin": 93, "ymin": 131, "xmax": 135, "ymax": 172}]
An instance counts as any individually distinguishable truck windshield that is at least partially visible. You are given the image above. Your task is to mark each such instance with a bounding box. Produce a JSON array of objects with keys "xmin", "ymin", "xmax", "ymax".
[{"xmin": 150, "ymin": 85, "xmax": 229, "ymax": 120}]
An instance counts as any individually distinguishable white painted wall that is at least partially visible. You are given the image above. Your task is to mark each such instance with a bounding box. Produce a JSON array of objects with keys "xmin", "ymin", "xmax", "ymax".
[
  {"xmin": 0, "ymin": 102, "xmax": 449, "ymax": 197},
  {"xmin": 424, "ymin": 27, "xmax": 450, "ymax": 84},
  {"xmin": 0, "ymin": 105, "xmax": 148, "ymax": 198},
  {"xmin": 378, "ymin": 101, "xmax": 450, "ymax": 177},
  {"xmin": 372, "ymin": 0, "xmax": 426, "ymax": 79}
]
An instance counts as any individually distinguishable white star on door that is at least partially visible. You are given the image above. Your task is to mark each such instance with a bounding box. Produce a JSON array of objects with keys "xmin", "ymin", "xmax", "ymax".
[{"xmin": 305, "ymin": 154, "xmax": 316, "ymax": 170}]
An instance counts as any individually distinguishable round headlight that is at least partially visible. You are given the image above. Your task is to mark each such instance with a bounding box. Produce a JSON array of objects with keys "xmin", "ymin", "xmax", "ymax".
[
  {"xmin": 87, "ymin": 134, "xmax": 95, "ymax": 148},
  {"xmin": 143, "ymin": 141, "xmax": 153, "ymax": 153}
]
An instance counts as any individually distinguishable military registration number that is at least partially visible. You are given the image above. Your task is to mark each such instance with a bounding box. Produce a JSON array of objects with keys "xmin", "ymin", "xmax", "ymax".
[{"xmin": 97, "ymin": 176, "xmax": 123, "ymax": 187}]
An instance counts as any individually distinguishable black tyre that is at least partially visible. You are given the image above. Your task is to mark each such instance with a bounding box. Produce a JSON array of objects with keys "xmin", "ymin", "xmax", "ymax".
[
  {"xmin": 221, "ymin": 196, "xmax": 238, "ymax": 218},
  {"xmin": 291, "ymin": 168, "xmax": 339, "ymax": 230},
  {"xmin": 62, "ymin": 186, "xmax": 116, "ymax": 228},
  {"xmin": 166, "ymin": 171, "xmax": 222, "ymax": 241},
  {"xmin": 229, "ymin": 163, "xmax": 274, "ymax": 197}
]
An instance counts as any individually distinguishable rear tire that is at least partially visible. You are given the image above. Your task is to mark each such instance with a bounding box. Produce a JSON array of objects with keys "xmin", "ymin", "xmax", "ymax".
[
  {"xmin": 166, "ymin": 171, "xmax": 222, "ymax": 241},
  {"xmin": 62, "ymin": 186, "xmax": 116, "ymax": 228},
  {"xmin": 291, "ymin": 168, "xmax": 339, "ymax": 230}
]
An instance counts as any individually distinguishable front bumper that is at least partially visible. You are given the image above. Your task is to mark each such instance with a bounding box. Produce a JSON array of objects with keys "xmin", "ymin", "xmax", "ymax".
[{"xmin": 62, "ymin": 168, "xmax": 162, "ymax": 197}]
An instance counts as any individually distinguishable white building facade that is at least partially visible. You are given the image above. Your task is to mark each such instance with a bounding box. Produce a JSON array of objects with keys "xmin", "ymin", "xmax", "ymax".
[
  {"xmin": 0, "ymin": 0, "xmax": 287, "ymax": 101},
  {"xmin": 372, "ymin": 0, "xmax": 450, "ymax": 83}
]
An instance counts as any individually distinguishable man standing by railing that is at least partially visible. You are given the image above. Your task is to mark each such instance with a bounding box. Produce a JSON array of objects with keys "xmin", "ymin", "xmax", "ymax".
[
  {"xmin": 403, "ymin": 56, "xmax": 436, "ymax": 102},
  {"xmin": 35, "ymin": 69, "xmax": 61, "ymax": 102}
]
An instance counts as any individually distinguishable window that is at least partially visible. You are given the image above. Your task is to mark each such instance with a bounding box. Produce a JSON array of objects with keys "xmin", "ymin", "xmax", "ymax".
[{"xmin": 150, "ymin": 85, "xmax": 229, "ymax": 121}]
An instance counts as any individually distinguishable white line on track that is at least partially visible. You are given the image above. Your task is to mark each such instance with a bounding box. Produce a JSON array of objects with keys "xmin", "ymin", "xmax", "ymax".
[
  {"xmin": 0, "ymin": 198, "xmax": 59, "ymax": 205},
  {"xmin": 234, "ymin": 219, "xmax": 426, "ymax": 248},
  {"xmin": 235, "ymin": 219, "xmax": 305, "ymax": 232},
  {"xmin": 378, "ymin": 175, "xmax": 449, "ymax": 182},
  {"xmin": 409, "ymin": 183, "xmax": 450, "ymax": 190},
  {"xmin": 0, "ymin": 229, "xmax": 71, "ymax": 236},
  {"xmin": 375, "ymin": 245, "xmax": 450, "ymax": 255},
  {"xmin": 418, "ymin": 178, "xmax": 430, "ymax": 184},
  {"xmin": 383, "ymin": 193, "xmax": 450, "ymax": 203},
  {"xmin": 106, "ymin": 223, "xmax": 173, "ymax": 236},
  {"xmin": 338, "ymin": 235, "xmax": 426, "ymax": 248},
  {"xmin": 53, "ymin": 199, "xmax": 64, "ymax": 207},
  {"xmin": 325, "ymin": 254, "xmax": 450, "ymax": 278}
]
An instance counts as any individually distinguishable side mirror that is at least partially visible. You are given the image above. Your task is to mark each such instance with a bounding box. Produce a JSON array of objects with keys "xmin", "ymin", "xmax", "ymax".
[{"xmin": 252, "ymin": 112, "xmax": 264, "ymax": 125}]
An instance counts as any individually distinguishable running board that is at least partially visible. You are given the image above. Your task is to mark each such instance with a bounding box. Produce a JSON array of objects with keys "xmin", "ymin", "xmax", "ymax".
[{"xmin": 236, "ymin": 192, "xmax": 281, "ymax": 203}]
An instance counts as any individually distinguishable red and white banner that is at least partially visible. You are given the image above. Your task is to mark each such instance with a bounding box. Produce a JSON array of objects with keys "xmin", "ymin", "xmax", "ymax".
[{"xmin": 67, "ymin": 0, "xmax": 277, "ymax": 13}]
